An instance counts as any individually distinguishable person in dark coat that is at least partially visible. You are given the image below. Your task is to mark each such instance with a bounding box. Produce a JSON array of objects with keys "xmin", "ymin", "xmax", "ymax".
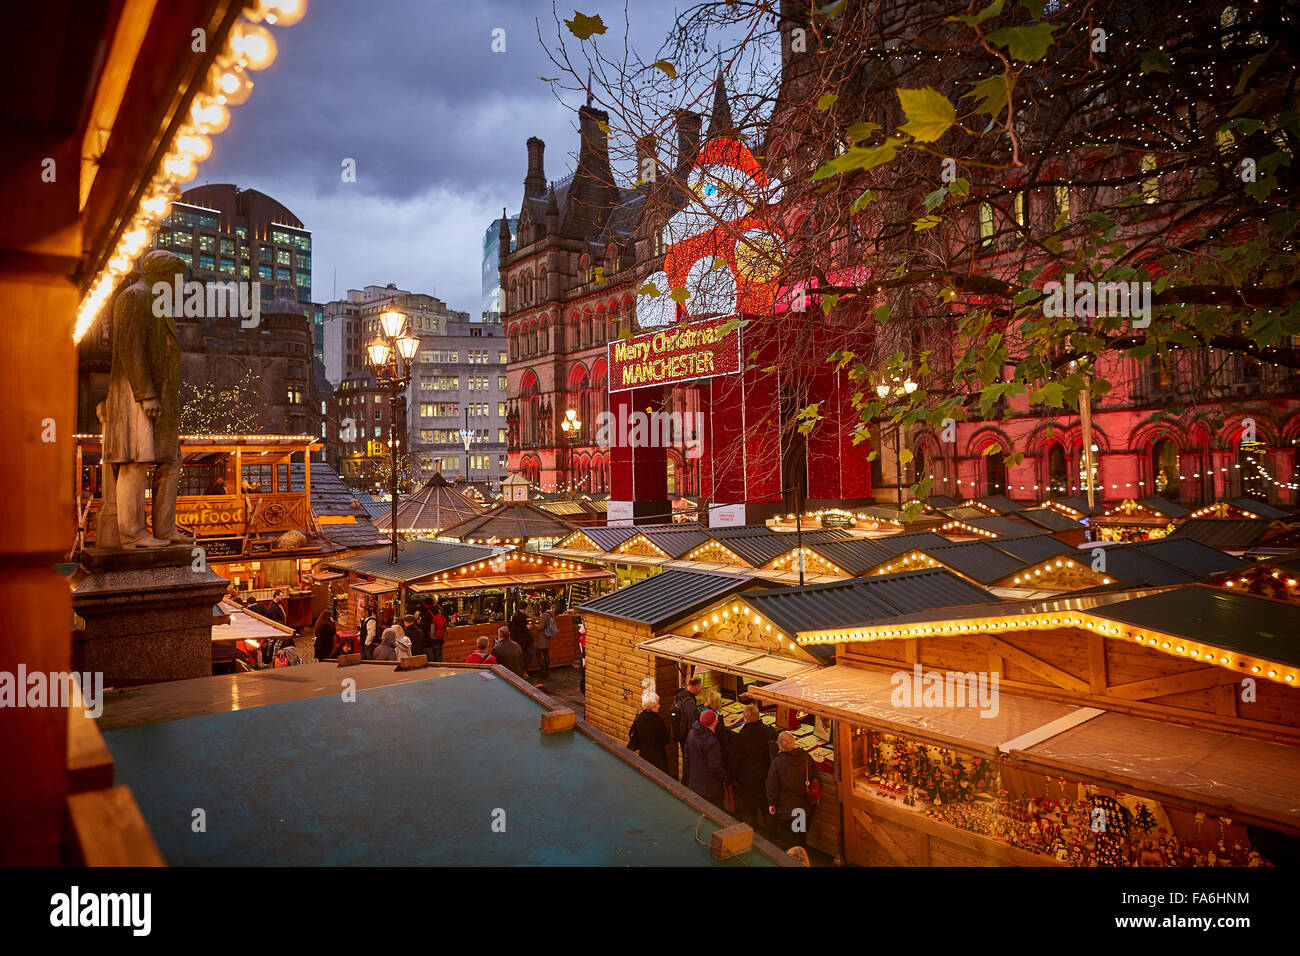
[
  {"xmin": 402, "ymin": 614, "xmax": 429, "ymax": 656},
  {"xmin": 704, "ymin": 690, "xmax": 733, "ymax": 770},
  {"xmin": 373, "ymin": 628, "xmax": 398, "ymax": 662},
  {"xmin": 728, "ymin": 703, "xmax": 776, "ymax": 832},
  {"xmin": 492, "ymin": 625, "xmax": 525, "ymax": 677},
  {"xmin": 312, "ymin": 610, "xmax": 337, "ymax": 661},
  {"xmin": 627, "ymin": 684, "xmax": 671, "ymax": 773},
  {"xmin": 671, "ymin": 676, "xmax": 702, "ymax": 782},
  {"xmin": 686, "ymin": 709, "xmax": 725, "ymax": 803},
  {"xmin": 766, "ymin": 731, "xmax": 816, "ymax": 850},
  {"xmin": 510, "ymin": 608, "xmax": 535, "ymax": 673}
]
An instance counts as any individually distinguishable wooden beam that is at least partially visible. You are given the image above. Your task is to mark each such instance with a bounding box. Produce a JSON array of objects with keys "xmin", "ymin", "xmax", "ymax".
[
  {"xmin": 65, "ymin": 787, "xmax": 165, "ymax": 867},
  {"xmin": 987, "ymin": 637, "xmax": 1090, "ymax": 694},
  {"xmin": 1087, "ymin": 633, "xmax": 1107, "ymax": 694},
  {"xmin": 1213, "ymin": 683, "xmax": 1238, "ymax": 718},
  {"xmin": 1107, "ymin": 666, "xmax": 1238, "ymax": 702}
]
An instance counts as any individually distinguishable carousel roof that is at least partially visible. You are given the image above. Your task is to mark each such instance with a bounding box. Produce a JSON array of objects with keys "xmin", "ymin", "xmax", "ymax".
[
  {"xmin": 373, "ymin": 472, "xmax": 484, "ymax": 533},
  {"xmin": 438, "ymin": 499, "xmax": 580, "ymax": 543}
]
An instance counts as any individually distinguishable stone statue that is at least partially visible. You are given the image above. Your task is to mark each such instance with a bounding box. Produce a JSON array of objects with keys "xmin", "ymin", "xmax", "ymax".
[{"xmin": 100, "ymin": 250, "xmax": 187, "ymax": 549}]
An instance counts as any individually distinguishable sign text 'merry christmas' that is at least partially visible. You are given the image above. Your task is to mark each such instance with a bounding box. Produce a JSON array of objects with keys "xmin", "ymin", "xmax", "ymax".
[{"xmin": 608, "ymin": 316, "xmax": 740, "ymax": 391}]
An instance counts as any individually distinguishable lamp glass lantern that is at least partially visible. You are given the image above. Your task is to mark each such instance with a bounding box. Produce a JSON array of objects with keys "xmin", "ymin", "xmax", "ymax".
[
  {"xmin": 367, "ymin": 338, "xmax": 391, "ymax": 367},
  {"xmin": 396, "ymin": 332, "xmax": 420, "ymax": 360},
  {"xmin": 379, "ymin": 299, "xmax": 407, "ymax": 338}
]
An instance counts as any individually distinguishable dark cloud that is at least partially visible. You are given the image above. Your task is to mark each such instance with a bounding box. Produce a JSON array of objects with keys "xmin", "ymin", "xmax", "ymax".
[{"xmin": 199, "ymin": 0, "xmax": 688, "ymax": 312}]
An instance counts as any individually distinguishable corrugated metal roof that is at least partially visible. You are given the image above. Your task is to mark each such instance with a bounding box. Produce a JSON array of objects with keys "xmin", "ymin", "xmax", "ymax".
[
  {"xmin": 956, "ymin": 516, "xmax": 1049, "ymax": 538},
  {"xmin": 638, "ymin": 525, "xmax": 712, "ymax": 558},
  {"xmin": 1228, "ymin": 498, "xmax": 1293, "ymax": 520},
  {"xmin": 988, "ymin": 535, "xmax": 1075, "ymax": 564},
  {"xmin": 1015, "ymin": 507, "xmax": 1084, "ymax": 532},
  {"xmin": 1047, "ymin": 496, "xmax": 1103, "ymax": 516},
  {"xmin": 710, "ymin": 524, "xmax": 781, "ymax": 539},
  {"xmin": 936, "ymin": 506, "xmax": 991, "ymax": 522},
  {"xmin": 743, "ymin": 568, "xmax": 994, "ymax": 638},
  {"xmin": 439, "ymin": 502, "xmax": 579, "ymax": 542},
  {"xmin": 1095, "ymin": 545, "xmax": 1201, "ymax": 586},
  {"xmin": 926, "ymin": 496, "xmax": 960, "ymax": 509},
  {"xmin": 579, "ymin": 569, "xmax": 754, "ymax": 628},
  {"xmin": 1138, "ymin": 496, "xmax": 1191, "ymax": 517},
  {"xmin": 1093, "ymin": 586, "xmax": 1300, "ymax": 669},
  {"xmin": 577, "ymin": 525, "xmax": 640, "ymax": 551},
  {"xmin": 922, "ymin": 541, "xmax": 1029, "ymax": 584},
  {"xmin": 972, "ymin": 496, "xmax": 1031, "ymax": 514},
  {"xmin": 288, "ymin": 462, "xmax": 390, "ymax": 549},
  {"xmin": 804, "ymin": 532, "xmax": 948, "ymax": 575},
  {"xmin": 715, "ymin": 534, "xmax": 792, "ymax": 567},
  {"xmin": 1124, "ymin": 538, "xmax": 1244, "ymax": 579},
  {"xmin": 1168, "ymin": 518, "xmax": 1275, "ymax": 550},
  {"xmin": 324, "ymin": 539, "xmax": 507, "ymax": 582}
]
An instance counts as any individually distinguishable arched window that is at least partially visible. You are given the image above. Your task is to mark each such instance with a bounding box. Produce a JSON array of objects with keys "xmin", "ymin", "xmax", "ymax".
[
  {"xmin": 985, "ymin": 447, "xmax": 1006, "ymax": 496},
  {"xmin": 520, "ymin": 372, "xmax": 540, "ymax": 448},
  {"xmin": 1151, "ymin": 438, "xmax": 1180, "ymax": 500},
  {"xmin": 1047, "ymin": 443, "xmax": 1068, "ymax": 497},
  {"xmin": 1238, "ymin": 439, "xmax": 1267, "ymax": 501}
]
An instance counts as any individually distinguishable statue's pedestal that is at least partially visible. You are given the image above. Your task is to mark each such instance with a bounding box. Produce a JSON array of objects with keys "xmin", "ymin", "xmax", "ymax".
[{"xmin": 71, "ymin": 545, "xmax": 228, "ymax": 686}]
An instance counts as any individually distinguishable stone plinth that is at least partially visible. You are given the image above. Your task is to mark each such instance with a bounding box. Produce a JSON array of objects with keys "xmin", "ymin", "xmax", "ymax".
[{"xmin": 71, "ymin": 545, "xmax": 228, "ymax": 686}]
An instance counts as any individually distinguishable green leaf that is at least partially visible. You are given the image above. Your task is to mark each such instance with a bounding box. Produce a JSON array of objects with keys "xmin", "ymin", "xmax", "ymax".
[
  {"xmin": 617, "ymin": 328, "xmax": 634, "ymax": 340},
  {"xmin": 817, "ymin": 93, "xmax": 839, "ymax": 111},
  {"xmin": 913, "ymin": 215, "xmax": 942, "ymax": 230},
  {"xmin": 1018, "ymin": 0, "xmax": 1047, "ymax": 16},
  {"xmin": 637, "ymin": 281, "xmax": 660, "ymax": 298},
  {"xmin": 924, "ymin": 186, "xmax": 948, "ymax": 211},
  {"xmin": 669, "ymin": 286, "xmax": 690, "ymax": 305},
  {"xmin": 850, "ymin": 189, "xmax": 878, "ymax": 213},
  {"xmin": 1140, "ymin": 50, "xmax": 1172, "ymax": 74},
  {"xmin": 596, "ymin": 119, "xmax": 609, "ymax": 134},
  {"xmin": 564, "ymin": 12, "xmax": 606, "ymax": 40},
  {"xmin": 818, "ymin": 0, "xmax": 847, "ymax": 16},
  {"xmin": 1043, "ymin": 237, "xmax": 1064, "ymax": 255},
  {"xmin": 898, "ymin": 448, "xmax": 914, "ymax": 465},
  {"xmin": 811, "ymin": 137, "xmax": 904, "ymax": 180},
  {"xmin": 593, "ymin": 265, "xmax": 605, "ymax": 283},
  {"xmin": 1028, "ymin": 382, "xmax": 1065, "ymax": 407},
  {"xmin": 652, "ymin": 60, "xmax": 677, "ymax": 80},
  {"xmin": 964, "ymin": 74, "xmax": 1012, "ymax": 120},
  {"xmin": 897, "ymin": 87, "xmax": 956, "ymax": 142},
  {"xmin": 821, "ymin": 294, "xmax": 841, "ymax": 315},
  {"xmin": 987, "ymin": 23, "xmax": 1057, "ymax": 62},
  {"xmin": 1013, "ymin": 287, "xmax": 1043, "ymax": 306},
  {"xmin": 846, "ymin": 121, "xmax": 882, "ymax": 143},
  {"xmin": 872, "ymin": 305, "xmax": 891, "ymax": 324},
  {"xmin": 538, "ymin": 76, "xmax": 560, "ymax": 82},
  {"xmin": 950, "ymin": 177, "xmax": 970, "ymax": 197},
  {"xmin": 947, "ymin": 0, "xmax": 1004, "ymax": 28}
]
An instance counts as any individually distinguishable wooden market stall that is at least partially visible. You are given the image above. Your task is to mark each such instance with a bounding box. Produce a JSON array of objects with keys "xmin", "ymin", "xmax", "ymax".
[
  {"xmin": 1091, "ymin": 497, "xmax": 1190, "ymax": 542},
  {"xmin": 750, "ymin": 584, "xmax": 1300, "ymax": 867},
  {"xmin": 579, "ymin": 566, "xmax": 997, "ymax": 859},
  {"xmin": 324, "ymin": 539, "xmax": 614, "ymax": 664}
]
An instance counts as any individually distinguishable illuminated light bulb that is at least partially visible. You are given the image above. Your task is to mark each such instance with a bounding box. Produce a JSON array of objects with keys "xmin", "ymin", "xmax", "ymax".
[
  {"xmin": 232, "ymin": 23, "xmax": 278, "ymax": 70},
  {"xmin": 176, "ymin": 132, "xmax": 212, "ymax": 161},
  {"xmin": 190, "ymin": 98, "xmax": 230, "ymax": 134},
  {"xmin": 163, "ymin": 153, "xmax": 197, "ymax": 183},
  {"xmin": 213, "ymin": 70, "xmax": 253, "ymax": 105},
  {"xmin": 249, "ymin": 0, "xmax": 308, "ymax": 26},
  {"xmin": 119, "ymin": 228, "xmax": 149, "ymax": 256},
  {"xmin": 1269, "ymin": 670, "xmax": 1277, "ymax": 678}
]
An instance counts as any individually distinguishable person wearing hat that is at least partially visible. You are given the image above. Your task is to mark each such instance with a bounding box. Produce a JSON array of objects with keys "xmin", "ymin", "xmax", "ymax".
[
  {"xmin": 372, "ymin": 627, "xmax": 399, "ymax": 662},
  {"xmin": 627, "ymin": 679, "xmax": 671, "ymax": 773},
  {"xmin": 686, "ymin": 707, "xmax": 726, "ymax": 803},
  {"xmin": 394, "ymin": 632, "xmax": 412, "ymax": 662}
]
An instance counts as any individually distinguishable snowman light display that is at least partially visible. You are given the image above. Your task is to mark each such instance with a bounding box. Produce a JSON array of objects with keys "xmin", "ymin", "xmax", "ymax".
[{"xmin": 636, "ymin": 137, "xmax": 786, "ymax": 329}]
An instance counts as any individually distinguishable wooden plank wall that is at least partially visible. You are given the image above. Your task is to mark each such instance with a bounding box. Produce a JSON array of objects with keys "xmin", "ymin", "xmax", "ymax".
[{"xmin": 584, "ymin": 614, "xmax": 656, "ymax": 740}]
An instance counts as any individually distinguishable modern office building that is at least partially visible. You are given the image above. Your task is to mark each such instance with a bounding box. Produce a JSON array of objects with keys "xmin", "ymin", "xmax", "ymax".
[
  {"xmin": 151, "ymin": 183, "xmax": 312, "ymax": 308},
  {"xmin": 328, "ymin": 285, "xmax": 508, "ymax": 489},
  {"xmin": 482, "ymin": 214, "xmax": 517, "ymax": 321}
]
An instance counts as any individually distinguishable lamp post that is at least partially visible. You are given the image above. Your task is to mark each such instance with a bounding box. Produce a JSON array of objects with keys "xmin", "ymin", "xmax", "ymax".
[
  {"xmin": 560, "ymin": 407, "xmax": 581, "ymax": 496},
  {"xmin": 366, "ymin": 298, "xmax": 420, "ymax": 564},
  {"xmin": 459, "ymin": 407, "xmax": 473, "ymax": 486},
  {"xmin": 876, "ymin": 377, "xmax": 917, "ymax": 508}
]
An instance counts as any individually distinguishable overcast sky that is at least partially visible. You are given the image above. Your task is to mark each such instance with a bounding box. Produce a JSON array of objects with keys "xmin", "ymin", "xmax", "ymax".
[{"xmin": 198, "ymin": 0, "xmax": 707, "ymax": 314}]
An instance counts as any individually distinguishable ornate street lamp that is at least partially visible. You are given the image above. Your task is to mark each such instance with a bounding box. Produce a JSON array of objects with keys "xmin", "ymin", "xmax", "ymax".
[
  {"xmin": 366, "ymin": 298, "xmax": 419, "ymax": 563},
  {"xmin": 560, "ymin": 407, "xmax": 581, "ymax": 496},
  {"xmin": 459, "ymin": 407, "xmax": 474, "ymax": 485}
]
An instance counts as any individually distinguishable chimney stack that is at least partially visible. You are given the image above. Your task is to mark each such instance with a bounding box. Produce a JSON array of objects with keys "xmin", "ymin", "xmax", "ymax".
[
  {"xmin": 635, "ymin": 135, "xmax": 658, "ymax": 186},
  {"xmin": 675, "ymin": 111, "xmax": 701, "ymax": 172},
  {"xmin": 524, "ymin": 137, "xmax": 546, "ymax": 198}
]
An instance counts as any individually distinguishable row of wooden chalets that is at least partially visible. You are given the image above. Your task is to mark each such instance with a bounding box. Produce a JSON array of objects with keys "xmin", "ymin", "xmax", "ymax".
[{"xmin": 558, "ymin": 502, "xmax": 1300, "ymax": 867}]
